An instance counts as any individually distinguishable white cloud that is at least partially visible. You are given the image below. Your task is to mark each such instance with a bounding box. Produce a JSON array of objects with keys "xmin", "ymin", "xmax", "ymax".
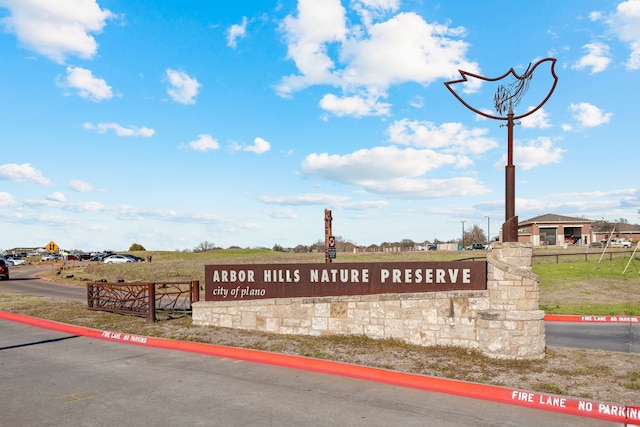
[
  {"xmin": 300, "ymin": 145, "xmax": 490, "ymax": 198},
  {"xmin": 319, "ymin": 93, "xmax": 390, "ymax": 116},
  {"xmin": 227, "ymin": 16, "xmax": 247, "ymax": 48},
  {"xmin": 607, "ymin": 0, "xmax": 640, "ymax": 70},
  {"xmin": 259, "ymin": 193, "xmax": 351, "ymax": 206},
  {"xmin": 302, "ymin": 146, "xmax": 457, "ymax": 183},
  {"xmin": 47, "ymin": 191, "xmax": 66, "ymax": 202},
  {"xmin": 520, "ymin": 107, "xmax": 551, "ymax": 129},
  {"xmin": 0, "ymin": 0, "xmax": 115, "ymax": 63},
  {"xmin": 351, "ymin": 0, "xmax": 400, "ymax": 27},
  {"xmin": 276, "ymin": 1, "xmax": 478, "ymax": 117},
  {"xmin": 265, "ymin": 208, "xmax": 298, "ymax": 219},
  {"xmin": 386, "ymin": 119, "xmax": 498, "ymax": 155},
  {"xmin": 57, "ymin": 66, "xmax": 113, "ymax": 101},
  {"xmin": 589, "ymin": 11, "xmax": 603, "ymax": 21},
  {"xmin": 572, "ymin": 42, "xmax": 611, "ymax": 74},
  {"xmin": 165, "ymin": 69, "xmax": 201, "ymax": 104},
  {"xmin": 244, "ymin": 137, "xmax": 271, "ymax": 154},
  {"xmin": 494, "ymin": 137, "xmax": 566, "ymax": 170},
  {"xmin": 83, "ymin": 122, "xmax": 155, "ymax": 137},
  {"xmin": 69, "ymin": 179, "xmax": 102, "ymax": 192},
  {"xmin": 0, "ymin": 192, "xmax": 18, "ymax": 207},
  {"xmin": 569, "ymin": 102, "xmax": 613, "ymax": 127},
  {"xmin": 354, "ymin": 176, "xmax": 489, "ymax": 198},
  {"xmin": 183, "ymin": 134, "xmax": 220, "ymax": 152},
  {"xmin": 277, "ymin": 0, "xmax": 347, "ymax": 96},
  {"xmin": 342, "ymin": 200, "xmax": 388, "ymax": 210},
  {"xmin": 0, "ymin": 163, "xmax": 51, "ymax": 185},
  {"xmin": 338, "ymin": 13, "xmax": 473, "ymax": 88}
]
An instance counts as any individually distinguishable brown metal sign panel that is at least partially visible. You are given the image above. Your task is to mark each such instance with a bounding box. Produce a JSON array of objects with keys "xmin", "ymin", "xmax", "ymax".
[{"xmin": 204, "ymin": 261, "xmax": 486, "ymax": 301}]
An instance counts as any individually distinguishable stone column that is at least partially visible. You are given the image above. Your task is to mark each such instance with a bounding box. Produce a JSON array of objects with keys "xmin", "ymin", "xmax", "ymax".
[{"xmin": 477, "ymin": 242, "xmax": 545, "ymax": 359}]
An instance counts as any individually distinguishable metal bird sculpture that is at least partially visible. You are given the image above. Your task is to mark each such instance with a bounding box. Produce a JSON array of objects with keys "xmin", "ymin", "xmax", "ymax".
[
  {"xmin": 444, "ymin": 58, "xmax": 558, "ymax": 242},
  {"xmin": 444, "ymin": 57, "xmax": 558, "ymax": 121}
]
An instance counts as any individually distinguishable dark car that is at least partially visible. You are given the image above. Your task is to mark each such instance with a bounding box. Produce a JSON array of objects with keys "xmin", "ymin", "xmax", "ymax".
[
  {"xmin": 0, "ymin": 259, "xmax": 9, "ymax": 280},
  {"xmin": 89, "ymin": 252, "xmax": 112, "ymax": 261},
  {"xmin": 466, "ymin": 243, "xmax": 486, "ymax": 250}
]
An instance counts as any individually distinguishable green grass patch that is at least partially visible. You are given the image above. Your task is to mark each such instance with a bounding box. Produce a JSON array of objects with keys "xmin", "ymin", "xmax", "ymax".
[
  {"xmin": 533, "ymin": 258, "xmax": 640, "ymax": 286},
  {"xmin": 542, "ymin": 303, "xmax": 640, "ymax": 316}
]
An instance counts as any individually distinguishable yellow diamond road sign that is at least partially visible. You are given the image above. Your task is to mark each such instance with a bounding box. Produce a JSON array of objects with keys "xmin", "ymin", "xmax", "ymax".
[{"xmin": 45, "ymin": 241, "xmax": 59, "ymax": 254}]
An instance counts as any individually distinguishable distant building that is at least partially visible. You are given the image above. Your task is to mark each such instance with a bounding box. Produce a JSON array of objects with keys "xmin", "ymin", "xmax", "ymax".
[
  {"xmin": 3, "ymin": 247, "xmax": 46, "ymax": 256},
  {"xmin": 517, "ymin": 213, "xmax": 640, "ymax": 246}
]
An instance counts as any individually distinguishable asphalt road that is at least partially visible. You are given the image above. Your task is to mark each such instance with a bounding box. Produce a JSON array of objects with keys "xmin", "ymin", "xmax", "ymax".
[
  {"xmin": 0, "ymin": 319, "xmax": 614, "ymax": 426},
  {"xmin": 1, "ymin": 263, "xmax": 86, "ymax": 301}
]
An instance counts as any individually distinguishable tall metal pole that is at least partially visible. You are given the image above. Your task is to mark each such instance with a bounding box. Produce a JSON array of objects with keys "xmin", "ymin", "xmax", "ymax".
[
  {"xmin": 503, "ymin": 105, "xmax": 518, "ymax": 242},
  {"xmin": 461, "ymin": 221, "xmax": 465, "ymax": 250}
]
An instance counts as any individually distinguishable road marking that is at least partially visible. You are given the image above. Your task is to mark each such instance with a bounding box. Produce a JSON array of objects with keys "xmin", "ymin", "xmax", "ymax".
[{"xmin": 55, "ymin": 392, "xmax": 96, "ymax": 404}]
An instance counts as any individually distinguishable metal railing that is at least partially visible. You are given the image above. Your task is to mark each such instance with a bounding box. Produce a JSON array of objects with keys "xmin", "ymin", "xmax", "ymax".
[
  {"xmin": 87, "ymin": 280, "xmax": 200, "ymax": 322},
  {"xmin": 458, "ymin": 250, "xmax": 636, "ymax": 265}
]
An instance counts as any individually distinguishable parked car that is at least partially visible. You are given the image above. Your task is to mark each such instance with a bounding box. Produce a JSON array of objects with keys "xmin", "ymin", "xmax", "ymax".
[
  {"xmin": 609, "ymin": 238, "xmax": 632, "ymax": 248},
  {"xmin": 41, "ymin": 254, "xmax": 59, "ymax": 261},
  {"xmin": 0, "ymin": 259, "xmax": 8, "ymax": 279},
  {"xmin": 466, "ymin": 243, "xmax": 486, "ymax": 250},
  {"xmin": 427, "ymin": 244, "xmax": 437, "ymax": 251},
  {"xmin": 122, "ymin": 254, "xmax": 144, "ymax": 262},
  {"xmin": 0, "ymin": 259, "xmax": 9, "ymax": 280},
  {"xmin": 90, "ymin": 252, "xmax": 112, "ymax": 261},
  {"xmin": 0, "ymin": 256, "xmax": 15, "ymax": 266},
  {"xmin": 103, "ymin": 254, "xmax": 133, "ymax": 264},
  {"xmin": 8, "ymin": 256, "xmax": 25, "ymax": 265}
]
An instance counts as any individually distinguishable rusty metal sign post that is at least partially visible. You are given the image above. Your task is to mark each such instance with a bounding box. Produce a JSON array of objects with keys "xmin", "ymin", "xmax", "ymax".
[
  {"xmin": 445, "ymin": 58, "xmax": 558, "ymax": 242},
  {"xmin": 324, "ymin": 209, "xmax": 334, "ymax": 263}
]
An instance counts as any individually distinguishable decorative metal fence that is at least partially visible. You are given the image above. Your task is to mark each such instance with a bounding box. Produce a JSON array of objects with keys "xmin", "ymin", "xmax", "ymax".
[{"xmin": 87, "ymin": 280, "xmax": 200, "ymax": 322}]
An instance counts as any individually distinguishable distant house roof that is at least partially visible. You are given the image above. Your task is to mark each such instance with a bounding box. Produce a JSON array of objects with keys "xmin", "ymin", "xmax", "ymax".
[
  {"xmin": 591, "ymin": 222, "xmax": 640, "ymax": 233},
  {"xmin": 519, "ymin": 213, "xmax": 592, "ymax": 225}
]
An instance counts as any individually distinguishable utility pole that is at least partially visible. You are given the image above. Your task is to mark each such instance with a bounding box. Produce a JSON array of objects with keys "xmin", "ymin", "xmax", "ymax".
[{"xmin": 485, "ymin": 216, "xmax": 491, "ymax": 246}]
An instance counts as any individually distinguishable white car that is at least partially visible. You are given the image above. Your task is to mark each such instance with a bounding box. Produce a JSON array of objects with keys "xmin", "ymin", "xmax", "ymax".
[
  {"xmin": 8, "ymin": 257, "xmax": 25, "ymax": 265},
  {"xmin": 610, "ymin": 238, "xmax": 632, "ymax": 248},
  {"xmin": 103, "ymin": 254, "xmax": 133, "ymax": 264}
]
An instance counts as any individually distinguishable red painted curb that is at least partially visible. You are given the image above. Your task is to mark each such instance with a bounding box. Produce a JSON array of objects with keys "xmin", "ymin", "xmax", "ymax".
[
  {"xmin": 545, "ymin": 314, "xmax": 640, "ymax": 323},
  {"xmin": 1, "ymin": 310, "xmax": 638, "ymax": 424}
]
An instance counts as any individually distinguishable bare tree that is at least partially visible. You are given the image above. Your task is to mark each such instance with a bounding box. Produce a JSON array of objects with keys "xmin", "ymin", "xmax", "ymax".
[
  {"xmin": 193, "ymin": 241, "xmax": 217, "ymax": 253},
  {"xmin": 461, "ymin": 224, "xmax": 486, "ymax": 247}
]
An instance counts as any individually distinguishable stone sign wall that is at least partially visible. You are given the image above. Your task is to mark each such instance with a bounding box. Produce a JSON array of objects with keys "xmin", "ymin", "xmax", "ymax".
[{"xmin": 192, "ymin": 242, "xmax": 544, "ymax": 360}]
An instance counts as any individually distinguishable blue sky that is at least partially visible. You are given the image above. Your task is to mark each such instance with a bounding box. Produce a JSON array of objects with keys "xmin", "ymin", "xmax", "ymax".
[{"xmin": 1, "ymin": 0, "xmax": 639, "ymax": 252}]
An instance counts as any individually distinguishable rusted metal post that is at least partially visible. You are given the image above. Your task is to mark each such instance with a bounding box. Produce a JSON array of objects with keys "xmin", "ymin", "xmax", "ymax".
[
  {"xmin": 148, "ymin": 283, "xmax": 156, "ymax": 323},
  {"xmin": 503, "ymin": 107, "xmax": 518, "ymax": 242},
  {"xmin": 86, "ymin": 283, "xmax": 94, "ymax": 308},
  {"xmin": 324, "ymin": 209, "xmax": 332, "ymax": 263},
  {"xmin": 191, "ymin": 280, "xmax": 200, "ymax": 303}
]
